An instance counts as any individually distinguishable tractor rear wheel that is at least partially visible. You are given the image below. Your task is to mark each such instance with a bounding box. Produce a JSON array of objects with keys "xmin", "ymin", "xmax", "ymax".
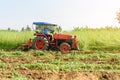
[
  {"xmin": 60, "ymin": 42, "xmax": 71, "ymax": 53},
  {"xmin": 32, "ymin": 36, "xmax": 49, "ymax": 50}
]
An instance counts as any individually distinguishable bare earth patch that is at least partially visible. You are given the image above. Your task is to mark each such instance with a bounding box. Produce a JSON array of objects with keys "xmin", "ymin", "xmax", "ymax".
[{"xmin": 17, "ymin": 70, "xmax": 120, "ymax": 80}]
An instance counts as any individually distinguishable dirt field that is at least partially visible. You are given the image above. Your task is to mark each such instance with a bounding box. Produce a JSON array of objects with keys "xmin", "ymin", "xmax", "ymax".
[
  {"xmin": 0, "ymin": 50, "xmax": 120, "ymax": 80},
  {"xmin": 0, "ymin": 70, "xmax": 120, "ymax": 80}
]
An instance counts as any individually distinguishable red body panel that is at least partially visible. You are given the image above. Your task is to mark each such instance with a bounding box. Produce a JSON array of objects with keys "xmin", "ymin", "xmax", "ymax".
[
  {"xmin": 35, "ymin": 33, "xmax": 78, "ymax": 49},
  {"xmin": 53, "ymin": 33, "xmax": 72, "ymax": 40}
]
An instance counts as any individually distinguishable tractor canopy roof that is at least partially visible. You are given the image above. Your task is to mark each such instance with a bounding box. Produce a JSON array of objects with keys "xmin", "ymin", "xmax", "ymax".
[{"xmin": 33, "ymin": 22, "xmax": 57, "ymax": 26}]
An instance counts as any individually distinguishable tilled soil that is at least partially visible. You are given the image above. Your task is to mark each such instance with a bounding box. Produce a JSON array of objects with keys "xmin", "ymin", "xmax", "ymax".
[
  {"xmin": 0, "ymin": 51, "xmax": 120, "ymax": 80},
  {"xmin": 0, "ymin": 69, "xmax": 120, "ymax": 80}
]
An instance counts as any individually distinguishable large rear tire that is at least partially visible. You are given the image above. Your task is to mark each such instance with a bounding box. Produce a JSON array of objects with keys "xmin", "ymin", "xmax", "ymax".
[
  {"xmin": 60, "ymin": 42, "xmax": 71, "ymax": 53},
  {"xmin": 32, "ymin": 37, "xmax": 49, "ymax": 50}
]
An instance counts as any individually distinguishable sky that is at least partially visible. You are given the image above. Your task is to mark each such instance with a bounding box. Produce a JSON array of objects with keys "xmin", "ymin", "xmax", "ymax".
[{"xmin": 0, "ymin": 0, "xmax": 120, "ymax": 30}]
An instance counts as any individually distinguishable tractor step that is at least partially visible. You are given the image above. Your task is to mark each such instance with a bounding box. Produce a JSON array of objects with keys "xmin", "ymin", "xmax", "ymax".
[{"xmin": 50, "ymin": 42, "xmax": 56, "ymax": 48}]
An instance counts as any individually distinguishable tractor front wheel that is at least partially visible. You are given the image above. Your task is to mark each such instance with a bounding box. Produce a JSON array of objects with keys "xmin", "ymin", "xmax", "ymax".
[
  {"xmin": 60, "ymin": 43, "xmax": 71, "ymax": 53},
  {"xmin": 32, "ymin": 37, "xmax": 49, "ymax": 50}
]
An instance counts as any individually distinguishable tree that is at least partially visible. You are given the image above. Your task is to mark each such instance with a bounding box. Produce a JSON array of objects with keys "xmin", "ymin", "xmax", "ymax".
[
  {"xmin": 116, "ymin": 9, "xmax": 120, "ymax": 23},
  {"xmin": 21, "ymin": 27, "xmax": 25, "ymax": 31},
  {"xmin": 7, "ymin": 27, "xmax": 11, "ymax": 31},
  {"xmin": 26, "ymin": 25, "xmax": 31, "ymax": 31}
]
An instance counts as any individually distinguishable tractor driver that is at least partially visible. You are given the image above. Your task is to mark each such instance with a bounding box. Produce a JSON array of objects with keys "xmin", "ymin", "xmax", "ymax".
[{"xmin": 41, "ymin": 26, "xmax": 54, "ymax": 41}]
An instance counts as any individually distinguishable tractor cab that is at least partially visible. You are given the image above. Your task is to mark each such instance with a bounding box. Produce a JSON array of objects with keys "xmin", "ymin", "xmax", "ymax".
[
  {"xmin": 33, "ymin": 22, "xmax": 57, "ymax": 33},
  {"xmin": 33, "ymin": 22, "xmax": 57, "ymax": 40}
]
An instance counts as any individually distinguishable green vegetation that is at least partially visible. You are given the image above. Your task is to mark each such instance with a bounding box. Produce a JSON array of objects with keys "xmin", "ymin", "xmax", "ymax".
[
  {"xmin": 0, "ymin": 30, "xmax": 34, "ymax": 50},
  {"xmin": 1, "ymin": 27, "xmax": 120, "ymax": 51},
  {"xmin": 0, "ymin": 27, "xmax": 120, "ymax": 79},
  {"xmin": 65, "ymin": 27, "xmax": 120, "ymax": 51}
]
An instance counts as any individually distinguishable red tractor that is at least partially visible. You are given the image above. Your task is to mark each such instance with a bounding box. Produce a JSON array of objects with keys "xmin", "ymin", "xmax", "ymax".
[{"xmin": 23, "ymin": 22, "xmax": 78, "ymax": 53}]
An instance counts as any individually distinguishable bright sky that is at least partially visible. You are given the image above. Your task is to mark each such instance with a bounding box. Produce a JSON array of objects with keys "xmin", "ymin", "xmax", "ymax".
[{"xmin": 0, "ymin": 0, "xmax": 120, "ymax": 30}]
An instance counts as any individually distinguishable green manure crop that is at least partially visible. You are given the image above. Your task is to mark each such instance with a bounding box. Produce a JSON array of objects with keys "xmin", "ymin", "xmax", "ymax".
[
  {"xmin": 1, "ymin": 27, "xmax": 120, "ymax": 51},
  {"xmin": 66, "ymin": 27, "xmax": 120, "ymax": 51},
  {"xmin": 0, "ymin": 30, "xmax": 34, "ymax": 50}
]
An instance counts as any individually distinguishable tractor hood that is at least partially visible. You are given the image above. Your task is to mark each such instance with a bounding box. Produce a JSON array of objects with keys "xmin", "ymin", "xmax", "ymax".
[{"xmin": 53, "ymin": 33, "xmax": 73, "ymax": 40}]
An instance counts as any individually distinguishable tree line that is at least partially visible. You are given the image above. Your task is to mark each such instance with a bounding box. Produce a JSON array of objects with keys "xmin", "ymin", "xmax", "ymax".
[{"xmin": 7, "ymin": 25, "xmax": 62, "ymax": 32}]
